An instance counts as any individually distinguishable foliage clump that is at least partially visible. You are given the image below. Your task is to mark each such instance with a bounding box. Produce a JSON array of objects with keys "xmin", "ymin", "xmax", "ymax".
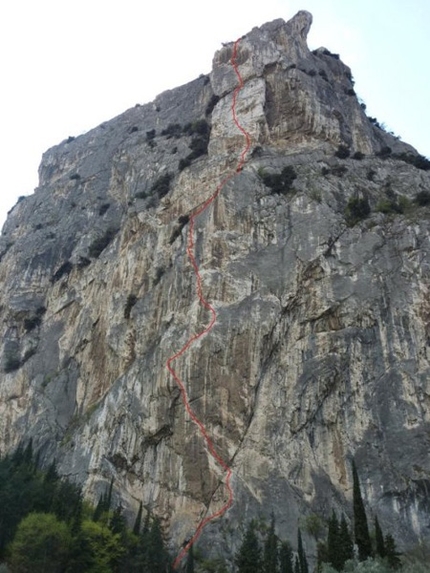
[
  {"xmin": 335, "ymin": 145, "xmax": 350, "ymax": 159},
  {"xmin": 260, "ymin": 166, "xmax": 297, "ymax": 195},
  {"xmin": 345, "ymin": 196, "xmax": 371, "ymax": 226},
  {"xmin": 178, "ymin": 119, "xmax": 211, "ymax": 171},
  {"xmin": 88, "ymin": 228, "xmax": 118, "ymax": 258},
  {"xmin": 0, "ymin": 444, "xmax": 172, "ymax": 572}
]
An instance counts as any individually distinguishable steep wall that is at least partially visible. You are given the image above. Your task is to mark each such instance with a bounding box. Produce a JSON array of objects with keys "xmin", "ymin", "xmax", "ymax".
[{"xmin": 1, "ymin": 11, "xmax": 429, "ymax": 562}]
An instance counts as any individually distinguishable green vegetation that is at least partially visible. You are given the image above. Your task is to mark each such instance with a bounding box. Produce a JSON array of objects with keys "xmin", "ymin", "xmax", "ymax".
[
  {"xmin": 259, "ymin": 166, "xmax": 297, "ymax": 195},
  {"xmin": 414, "ymin": 190, "xmax": 430, "ymax": 206},
  {"xmin": 151, "ymin": 173, "xmax": 173, "ymax": 199},
  {"xmin": 345, "ymin": 196, "xmax": 371, "ymax": 226},
  {"xmin": 179, "ymin": 119, "xmax": 211, "ymax": 171},
  {"xmin": 161, "ymin": 123, "xmax": 182, "ymax": 139},
  {"xmin": 376, "ymin": 191, "xmax": 411, "ymax": 216},
  {"xmin": 393, "ymin": 153, "xmax": 430, "ymax": 171},
  {"xmin": 335, "ymin": 145, "xmax": 350, "ymax": 159},
  {"xmin": 124, "ymin": 294, "xmax": 137, "ymax": 319},
  {"xmin": 0, "ymin": 447, "xmax": 421, "ymax": 573},
  {"xmin": 88, "ymin": 228, "xmax": 118, "ymax": 258},
  {"xmin": 51, "ymin": 261, "xmax": 73, "ymax": 283},
  {"xmin": 0, "ymin": 443, "xmax": 172, "ymax": 572}
]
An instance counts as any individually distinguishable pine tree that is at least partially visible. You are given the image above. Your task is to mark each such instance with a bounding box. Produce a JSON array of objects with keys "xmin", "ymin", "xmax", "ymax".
[
  {"xmin": 374, "ymin": 515, "xmax": 385, "ymax": 558},
  {"xmin": 279, "ymin": 541, "xmax": 294, "ymax": 573},
  {"xmin": 133, "ymin": 501, "xmax": 143, "ymax": 536},
  {"xmin": 352, "ymin": 460, "xmax": 372, "ymax": 561},
  {"xmin": 235, "ymin": 521, "xmax": 262, "ymax": 573},
  {"xmin": 297, "ymin": 528, "xmax": 309, "ymax": 573},
  {"xmin": 263, "ymin": 514, "xmax": 279, "ymax": 573}
]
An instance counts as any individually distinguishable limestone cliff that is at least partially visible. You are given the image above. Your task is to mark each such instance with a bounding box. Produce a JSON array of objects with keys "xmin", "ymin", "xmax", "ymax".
[{"xmin": 1, "ymin": 10, "xmax": 430, "ymax": 563}]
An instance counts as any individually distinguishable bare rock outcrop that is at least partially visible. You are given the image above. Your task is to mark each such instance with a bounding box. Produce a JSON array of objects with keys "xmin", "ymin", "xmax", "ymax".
[{"xmin": 1, "ymin": 11, "xmax": 429, "ymax": 563}]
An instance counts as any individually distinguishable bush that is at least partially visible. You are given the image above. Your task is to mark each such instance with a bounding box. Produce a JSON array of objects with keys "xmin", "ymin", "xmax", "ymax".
[
  {"xmin": 205, "ymin": 94, "xmax": 220, "ymax": 116},
  {"xmin": 98, "ymin": 203, "xmax": 110, "ymax": 216},
  {"xmin": 395, "ymin": 153, "xmax": 430, "ymax": 171},
  {"xmin": 260, "ymin": 166, "xmax": 297, "ymax": 195},
  {"xmin": 335, "ymin": 145, "xmax": 350, "ymax": 159},
  {"xmin": 178, "ymin": 157, "xmax": 192, "ymax": 172},
  {"xmin": 88, "ymin": 228, "xmax": 117, "ymax": 258},
  {"xmin": 376, "ymin": 146, "xmax": 392, "ymax": 158},
  {"xmin": 161, "ymin": 123, "xmax": 182, "ymax": 139},
  {"xmin": 376, "ymin": 195, "xmax": 410, "ymax": 215},
  {"xmin": 4, "ymin": 353, "xmax": 21, "ymax": 373},
  {"xmin": 51, "ymin": 261, "xmax": 73, "ymax": 283},
  {"xmin": 146, "ymin": 129, "xmax": 156, "ymax": 141},
  {"xmin": 124, "ymin": 294, "xmax": 137, "ymax": 319},
  {"xmin": 24, "ymin": 316, "xmax": 42, "ymax": 332},
  {"xmin": 352, "ymin": 151, "xmax": 365, "ymax": 160},
  {"xmin": 151, "ymin": 173, "xmax": 173, "ymax": 198},
  {"xmin": 345, "ymin": 196, "xmax": 371, "ymax": 225},
  {"xmin": 415, "ymin": 190, "xmax": 430, "ymax": 206}
]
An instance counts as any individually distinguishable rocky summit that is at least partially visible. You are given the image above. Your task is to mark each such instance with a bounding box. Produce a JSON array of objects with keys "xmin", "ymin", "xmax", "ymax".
[{"xmin": 1, "ymin": 10, "xmax": 430, "ymax": 564}]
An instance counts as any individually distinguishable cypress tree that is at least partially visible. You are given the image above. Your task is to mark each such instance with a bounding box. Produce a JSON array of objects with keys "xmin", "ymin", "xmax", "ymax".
[
  {"xmin": 133, "ymin": 501, "xmax": 143, "ymax": 536},
  {"xmin": 385, "ymin": 534, "xmax": 401, "ymax": 569},
  {"xmin": 352, "ymin": 460, "xmax": 372, "ymax": 561},
  {"xmin": 186, "ymin": 543, "xmax": 195, "ymax": 573},
  {"xmin": 279, "ymin": 541, "xmax": 294, "ymax": 573},
  {"xmin": 263, "ymin": 514, "xmax": 279, "ymax": 573},
  {"xmin": 234, "ymin": 521, "xmax": 262, "ymax": 573},
  {"xmin": 92, "ymin": 492, "xmax": 105, "ymax": 522},
  {"xmin": 316, "ymin": 541, "xmax": 328, "ymax": 573},
  {"xmin": 106, "ymin": 477, "xmax": 114, "ymax": 512},
  {"xmin": 110, "ymin": 504, "xmax": 127, "ymax": 536},
  {"xmin": 146, "ymin": 516, "xmax": 170, "ymax": 573},
  {"xmin": 327, "ymin": 511, "xmax": 341, "ymax": 570},
  {"xmin": 338, "ymin": 515, "xmax": 353, "ymax": 568},
  {"xmin": 374, "ymin": 515, "xmax": 385, "ymax": 558},
  {"xmin": 297, "ymin": 528, "xmax": 309, "ymax": 573}
]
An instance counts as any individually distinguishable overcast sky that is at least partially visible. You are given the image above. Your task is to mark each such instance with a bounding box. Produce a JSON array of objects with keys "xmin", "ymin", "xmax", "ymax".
[{"xmin": 1, "ymin": 0, "xmax": 429, "ymax": 228}]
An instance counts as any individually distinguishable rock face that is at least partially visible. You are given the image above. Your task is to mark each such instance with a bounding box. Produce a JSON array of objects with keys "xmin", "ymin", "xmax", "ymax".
[{"xmin": 1, "ymin": 10, "xmax": 430, "ymax": 563}]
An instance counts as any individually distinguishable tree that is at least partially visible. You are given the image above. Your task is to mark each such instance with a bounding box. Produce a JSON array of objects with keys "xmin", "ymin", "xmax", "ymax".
[
  {"xmin": 297, "ymin": 528, "xmax": 309, "ymax": 573},
  {"xmin": 279, "ymin": 541, "xmax": 294, "ymax": 573},
  {"xmin": 327, "ymin": 511, "xmax": 341, "ymax": 571},
  {"xmin": 374, "ymin": 515, "xmax": 386, "ymax": 559},
  {"xmin": 75, "ymin": 519, "xmax": 125, "ymax": 573},
  {"xmin": 146, "ymin": 517, "xmax": 170, "ymax": 573},
  {"xmin": 235, "ymin": 521, "xmax": 262, "ymax": 573},
  {"xmin": 263, "ymin": 514, "xmax": 279, "ymax": 573},
  {"xmin": 352, "ymin": 460, "xmax": 372, "ymax": 561},
  {"xmin": 385, "ymin": 534, "xmax": 401, "ymax": 569},
  {"xmin": 316, "ymin": 541, "xmax": 328, "ymax": 573},
  {"xmin": 8, "ymin": 512, "xmax": 71, "ymax": 573},
  {"xmin": 133, "ymin": 501, "xmax": 143, "ymax": 536},
  {"xmin": 338, "ymin": 515, "xmax": 353, "ymax": 568},
  {"xmin": 186, "ymin": 543, "xmax": 195, "ymax": 573}
]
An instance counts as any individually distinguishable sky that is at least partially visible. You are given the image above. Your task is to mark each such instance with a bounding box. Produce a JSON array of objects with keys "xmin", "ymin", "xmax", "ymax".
[{"xmin": 1, "ymin": 0, "xmax": 429, "ymax": 228}]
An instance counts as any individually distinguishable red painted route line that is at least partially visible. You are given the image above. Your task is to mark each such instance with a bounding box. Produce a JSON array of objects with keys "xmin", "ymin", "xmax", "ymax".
[{"xmin": 167, "ymin": 38, "xmax": 252, "ymax": 570}]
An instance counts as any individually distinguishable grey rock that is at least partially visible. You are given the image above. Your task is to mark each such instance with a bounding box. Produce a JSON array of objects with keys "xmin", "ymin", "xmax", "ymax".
[{"xmin": 1, "ymin": 10, "xmax": 430, "ymax": 566}]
